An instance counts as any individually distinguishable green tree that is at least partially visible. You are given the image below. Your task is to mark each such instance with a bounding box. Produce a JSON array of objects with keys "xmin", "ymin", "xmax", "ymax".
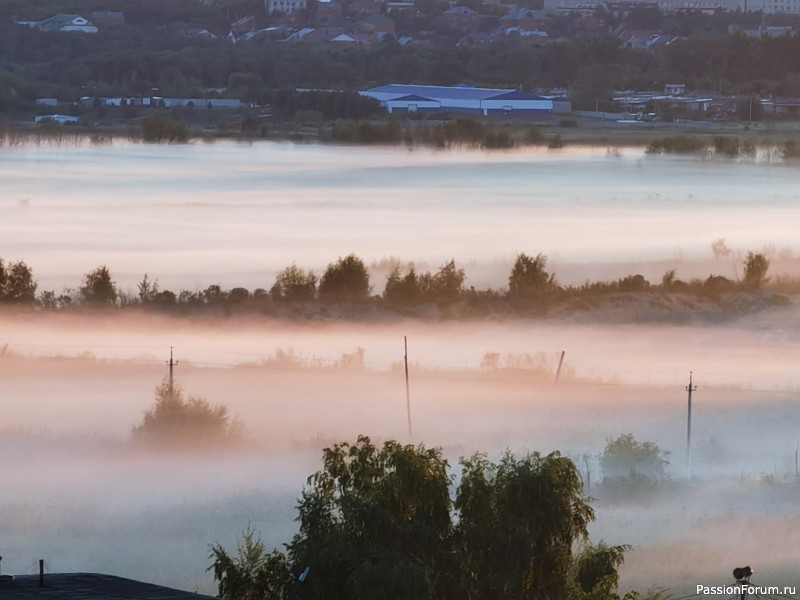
[
  {"xmin": 508, "ymin": 252, "xmax": 555, "ymax": 303},
  {"xmin": 384, "ymin": 265, "xmax": 423, "ymax": 306},
  {"xmin": 0, "ymin": 259, "xmax": 37, "ymax": 303},
  {"xmin": 429, "ymin": 259, "xmax": 465, "ymax": 304},
  {"xmin": 574, "ymin": 542, "xmax": 630, "ymax": 595},
  {"xmin": 80, "ymin": 265, "xmax": 117, "ymax": 306},
  {"xmin": 600, "ymin": 434, "xmax": 669, "ymax": 482},
  {"xmin": 743, "ymin": 251, "xmax": 769, "ymax": 289},
  {"xmin": 211, "ymin": 437, "xmax": 621, "ymax": 600},
  {"xmin": 271, "ymin": 264, "xmax": 317, "ymax": 302},
  {"xmin": 133, "ymin": 381, "xmax": 241, "ymax": 448},
  {"xmin": 318, "ymin": 254, "xmax": 370, "ymax": 302},
  {"xmin": 137, "ymin": 273, "xmax": 159, "ymax": 303},
  {"xmin": 286, "ymin": 436, "xmax": 453, "ymax": 599},
  {"xmin": 456, "ymin": 451, "xmax": 594, "ymax": 600},
  {"xmin": 209, "ymin": 528, "xmax": 291, "ymax": 600}
]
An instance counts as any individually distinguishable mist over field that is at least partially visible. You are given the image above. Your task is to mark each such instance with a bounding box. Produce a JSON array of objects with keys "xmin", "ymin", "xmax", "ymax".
[
  {"xmin": 2, "ymin": 142, "xmax": 800, "ymax": 596},
  {"xmin": 4, "ymin": 142, "xmax": 800, "ymax": 293}
]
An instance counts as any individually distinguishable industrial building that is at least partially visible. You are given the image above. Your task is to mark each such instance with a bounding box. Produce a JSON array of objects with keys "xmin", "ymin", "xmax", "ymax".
[{"xmin": 360, "ymin": 84, "xmax": 554, "ymax": 116}]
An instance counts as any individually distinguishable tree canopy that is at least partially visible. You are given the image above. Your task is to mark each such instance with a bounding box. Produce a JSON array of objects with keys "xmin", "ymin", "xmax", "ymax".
[{"xmin": 211, "ymin": 435, "xmax": 637, "ymax": 600}]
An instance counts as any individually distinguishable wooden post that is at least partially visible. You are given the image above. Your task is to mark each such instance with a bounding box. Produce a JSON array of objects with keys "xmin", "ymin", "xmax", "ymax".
[
  {"xmin": 404, "ymin": 336, "xmax": 412, "ymax": 438},
  {"xmin": 554, "ymin": 350, "xmax": 566, "ymax": 383},
  {"xmin": 686, "ymin": 371, "xmax": 697, "ymax": 480}
]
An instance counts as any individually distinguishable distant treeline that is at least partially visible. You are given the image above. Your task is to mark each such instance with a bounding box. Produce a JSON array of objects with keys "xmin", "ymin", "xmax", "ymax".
[
  {"xmin": 646, "ymin": 134, "xmax": 800, "ymax": 159},
  {"xmin": 0, "ymin": 250, "xmax": 783, "ymax": 317},
  {"xmin": 10, "ymin": 24, "xmax": 800, "ymax": 114}
]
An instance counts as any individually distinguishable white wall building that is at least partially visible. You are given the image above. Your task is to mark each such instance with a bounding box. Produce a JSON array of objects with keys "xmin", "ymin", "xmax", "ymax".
[
  {"xmin": 266, "ymin": 0, "xmax": 308, "ymax": 14},
  {"xmin": 362, "ymin": 84, "xmax": 554, "ymax": 115}
]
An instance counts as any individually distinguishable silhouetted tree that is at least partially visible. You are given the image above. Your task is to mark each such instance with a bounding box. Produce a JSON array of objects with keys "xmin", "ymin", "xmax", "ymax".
[
  {"xmin": 133, "ymin": 381, "xmax": 241, "ymax": 448},
  {"xmin": 600, "ymin": 434, "xmax": 669, "ymax": 482},
  {"xmin": 0, "ymin": 258, "xmax": 36, "ymax": 303},
  {"xmin": 743, "ymin": 251, "xmax": 770, "ymax": 289},
  {"xmin": 318, "ymin": 254, "xmax": 370, "ymax": 302},
  {"xmin": 271, "ymin": 264, "xmax": 317, "ymax": 302},
  {"xmin": 456, "ymin": 450, "xmax": 594, "ymax": 599},
  {"xmin": 508, "ymin": 252, "xmax": 555, "ymax": 303},
  {"xmin": 80, "ymin": 265, "xmax": 117, "ymax": 306}
]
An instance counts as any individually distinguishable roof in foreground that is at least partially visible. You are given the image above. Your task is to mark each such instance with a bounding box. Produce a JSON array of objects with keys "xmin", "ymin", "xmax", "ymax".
[{"xmin": 0, "ymin": 573, "xmax": 218, "ymax": 599}]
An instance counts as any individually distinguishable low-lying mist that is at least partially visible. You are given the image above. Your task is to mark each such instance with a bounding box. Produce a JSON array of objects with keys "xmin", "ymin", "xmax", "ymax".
[{"xmin": 2, "ymin": 308, "xmax": 800, "ymax": 594}]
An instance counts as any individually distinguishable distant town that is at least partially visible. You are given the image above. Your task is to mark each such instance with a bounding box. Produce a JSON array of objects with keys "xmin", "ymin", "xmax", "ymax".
[{"xmin": 4, "ymin": 0, "xmax": 800, "ymax": 136}]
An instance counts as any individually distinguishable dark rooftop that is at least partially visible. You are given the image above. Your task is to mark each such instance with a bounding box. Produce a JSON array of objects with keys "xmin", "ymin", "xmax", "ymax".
[{"xmin": 0, "ymin": 573, "xmax": 217, "ymax": 599}]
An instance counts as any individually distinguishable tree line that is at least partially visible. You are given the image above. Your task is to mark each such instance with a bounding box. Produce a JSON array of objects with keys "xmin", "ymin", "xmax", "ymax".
[
  {"xmin": 10, "ymin": 26, "xmax": 800, "ymax": 114},
  {"xmin": 0, "ymin": 251, "xmax": 774, "ymax": 315}
]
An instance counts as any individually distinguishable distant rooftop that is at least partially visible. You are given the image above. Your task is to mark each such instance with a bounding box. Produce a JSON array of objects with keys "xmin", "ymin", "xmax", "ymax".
[{"xmin": 0, "ymin": 573, "xmax": 217, "ymax": 599}]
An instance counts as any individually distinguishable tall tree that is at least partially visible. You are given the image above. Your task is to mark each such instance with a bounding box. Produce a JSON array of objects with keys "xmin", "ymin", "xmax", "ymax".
[{"xmin": 80, "ymin": 265, "xmax": 117, "ymax": 306}]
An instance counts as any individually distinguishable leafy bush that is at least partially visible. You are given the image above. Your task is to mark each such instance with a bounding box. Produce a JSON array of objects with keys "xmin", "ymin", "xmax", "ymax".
[
  {"xmin": 712, "ymin": 136, "xmax": 740, "ymax": 157},
  {"xmin": 140, "ymin": 115, "xmax": 188, "ymax": 143},
  {"xmin": 646, "ymin": 136, "xmax": 707, "ymax": 155},
  {"xmin": 271, "ymin": 264, "xmax": 317, "ymax": 302},
  {"xmin": 508, "ymin": 252, "xmax": 555, "ymax": 303},
  {"xmin": 743, "ymin": 251, "xmax": 770, "ymax": 289},
  {"xmin": 133, "ymin": 382, "xmax": 241, "ymax": 448},
  {"xmin": 600, "ymin": 433, "xmax": 669, "ymax": 482}
]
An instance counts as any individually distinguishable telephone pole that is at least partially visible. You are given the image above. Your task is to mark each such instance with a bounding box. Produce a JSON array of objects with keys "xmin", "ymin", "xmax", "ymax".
[
  {"xmin": 404, "ymin": 336, "xmax": 412, "ymax": 439},
  {"xmin": 686, "ymin": 371, "xmax": 697, "ymax": 480},
  {"xmin": 167, "ymin": 346, "xmax": 178, "ymax": 394}
]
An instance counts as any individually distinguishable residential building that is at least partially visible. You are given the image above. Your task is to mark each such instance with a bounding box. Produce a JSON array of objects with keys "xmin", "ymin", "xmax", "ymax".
[
  {"xmin": 267, "ymin": 0, "xmax": 308, "ymax": 15},
  {"xmin": 18, "ymin": 14, "xmax": 98, "ymax": 33}
]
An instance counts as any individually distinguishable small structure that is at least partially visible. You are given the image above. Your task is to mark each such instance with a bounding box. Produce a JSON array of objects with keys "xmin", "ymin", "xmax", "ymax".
[
  {"xmin": 361, "ymin": 84, "xmax": 554, "ymax": 115},
  {"xmin": 19, "ymin": 14, "xmax": 98, "ymax": 33},
  {"xmin": 35, "ymin": 114, "xmax": 80, "ymax": 124},
  {"xmin": 266, "ymin": 0, "xmax": 308, "ymax": 14}
]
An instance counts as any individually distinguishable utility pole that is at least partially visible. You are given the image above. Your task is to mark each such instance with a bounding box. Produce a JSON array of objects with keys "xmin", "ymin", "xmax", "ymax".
[
  {"xmin": 167, "ymin": 346, "xmax": 178, "ymax": 395},
  {"xmin": 404, "ymin": 336, "xmax": 412, "ymax": 439},
  {"xmin": 554, "ymin": 350, "xmax": 566, "ymax": 383},
  {"xmin": 686, "ymin": 371, "xmax": 697, "ymax": 480}
]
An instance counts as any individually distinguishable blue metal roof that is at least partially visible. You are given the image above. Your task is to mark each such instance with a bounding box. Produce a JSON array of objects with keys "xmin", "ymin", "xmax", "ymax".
[
  {"xmin": 487, "ymin": 90, "xmax": 549, "ymax": 101},
  {"xmin": 389, "ymin": 94, "xmax": 436, "ymax": 101}
]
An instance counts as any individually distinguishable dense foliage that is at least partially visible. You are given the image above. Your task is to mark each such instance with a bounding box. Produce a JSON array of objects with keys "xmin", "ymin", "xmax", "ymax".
[
  {"xmin": 210, "ymin": 436, "xmax": 637, "ymax": 600},
  {"xmin": 133, "ymin": 381, "xmax": 241, "ymax": 448}
]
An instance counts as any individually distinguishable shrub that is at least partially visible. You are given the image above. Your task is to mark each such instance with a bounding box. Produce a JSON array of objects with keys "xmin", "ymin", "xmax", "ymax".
[
  {"xmin": 600, "ymin": 433, "xmax": 669, "ymax": 482},
  {"xmin": 133, "ymin": 382, "xmax": 241, "ymax": 448},
  {"xmin": 743, "ymin": 251, "xmax": 770, "ymax": 289},
  {"xmin": 141, "ymin": 115, "xmax": 188, "ymax": 143},
  {"xmin": 271, "ymin": 264, "xmax": 317, "ymax": 302},
  {"xmin": 508, "ymin": 252, "xmax": 555, "ymax": 303},
  {"xmin": 646, "ymin": 135, "xmax": 707, "ymax": 154}
]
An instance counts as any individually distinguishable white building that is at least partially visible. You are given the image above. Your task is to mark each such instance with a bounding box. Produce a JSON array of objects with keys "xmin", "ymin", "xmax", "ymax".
[
  {"xmin": 361, "ymin": 84, "xmax": 554, "ymax": 115},
  {"xmin": 20, "ymin": 14, "xmax": 99, "ymax": 33},
  {"xmin": 266, "ymin": 0, "xmax": 307, "ymax": 14}
]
